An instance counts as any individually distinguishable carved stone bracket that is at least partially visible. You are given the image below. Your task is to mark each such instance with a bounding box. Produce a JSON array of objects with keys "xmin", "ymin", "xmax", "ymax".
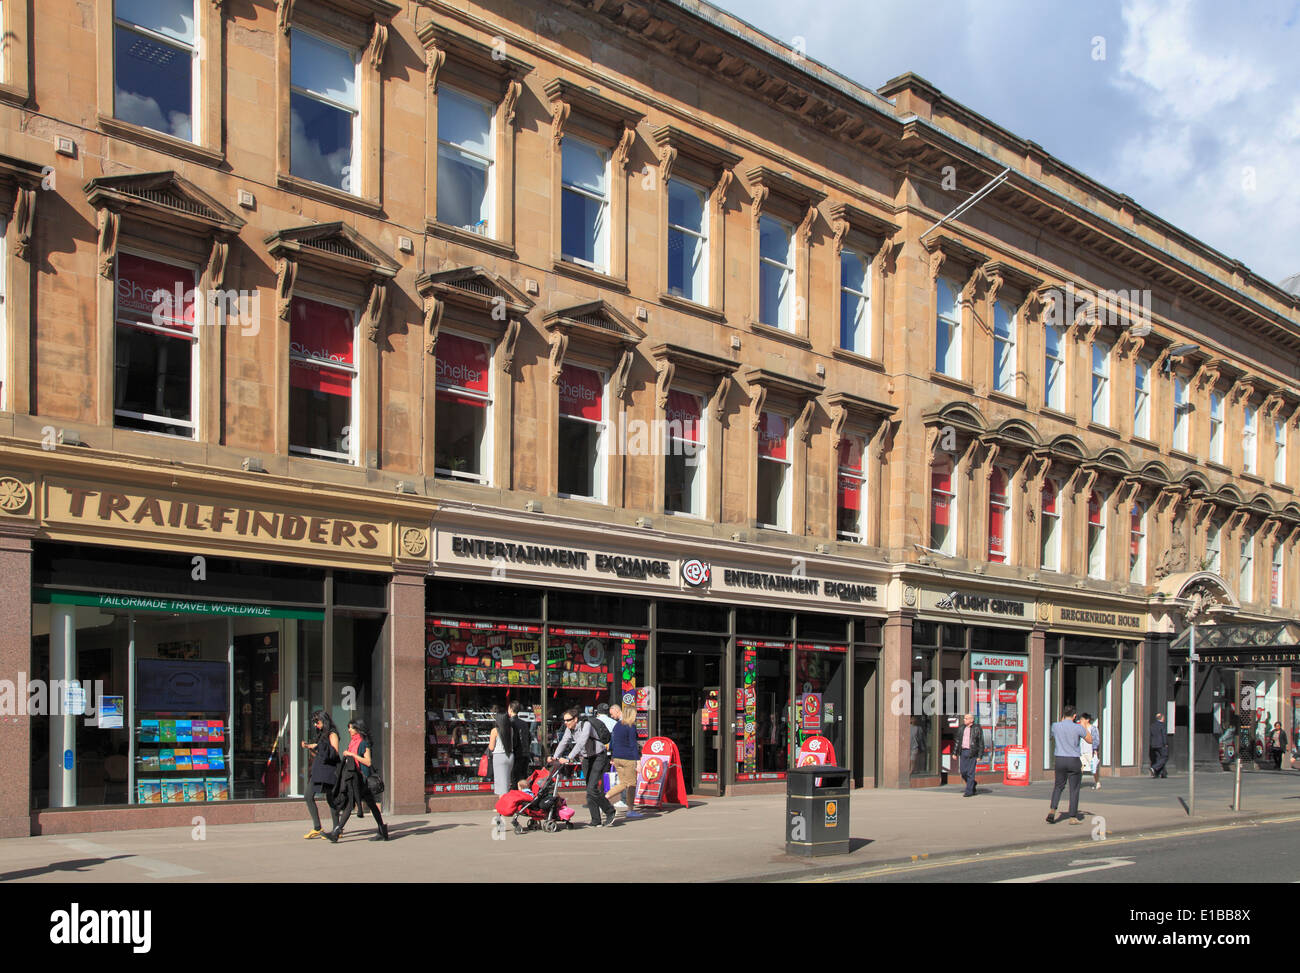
[
  {"xmin": 1117, "ymin": 476, "xmax": 1142, "ymax": 507},
  {"xmin": 13, "ymin": 187, "xmax": 35, "ymax": 260},
  {"xmin": 364, "ymin": 278, "xmax": 388, "ymax": 343},
  {"xmin": 548, "ymin": 332, "xmax": 569, "ymax": 383},
  {"xmin": 502, "ymin": 79, "xmax": 522, "ymax": 129},
  {"xmin": 982, "ymin": 267, "xmax": 1006, "ymax": 306},
  {"xmin": 655, "ymin": 360, "xmax": 676, "ymax": 410},
  {"xmin": 1227, "ymin": 378, "xmax": 1251, "ymax": 407},
  {"xmin": 657, "ymin": 145, "xmax": 677, "ymax": 184},
  {"xmin": 924, "ymin": 425, "xmax": 941, "ymax": 467},
  {"xmin": 277, "ymin": 0, "xmax": 293, "ymax": 34},
  {"xmin": 550, "ymin": 101, "xmax": 571, "ymax": 147},
  {"xmin": 613, "ymin": 125, "xmax": 636, "ymax": 172},
  {"xmin": 958, "ymin": 437, "xmax": 980, "ymax": 479},
  {"xmin": 97, "ymin": 209, "xmax": 120, "ymax": 279},
  {"xmin": 366, "ymin": 23, "xmax": 388, "ymax": 70},
  {"xmin": 205, "ymin": 238, "xmax": 229, "ymax": 290},
  {"xmin": 423, "ymin": 295, "xmax": 445, "ymax": 355},
  {"xmin": 1227, "ymin": 509, "xmax": 1250, "ymax": 535},
  {"xmin": 928, "ymin": 248, "xmax": 946, "ymax": 282},
  {"xmin": 795, "ymin": 205, "xmax": 817, "ymax": 247},
  {"xmin": 1011, "ymin": 452, "xmax": 1034, "ymax": 492},
  {"xmin": 710, "ymin": 373, "xmax": 733, "ymax": 424},
  {"xmin": 501, "ymin": 319, "xmax": 522, "ymax": 375},
  {"xmin": 982, "ymin": 442, "xmax": 1001, "ymax": 478},
  {"xmin": 1291, "ymin": 405, "xmax": 1300, "ymax": 430},
  {"xmin": 1156, "ymin": 485, "xmax": 1188, "ymax": 516},
  {"xmin": 1262, "ymin": 517, "xmax": 1283, "ymax": 546},
  {"xmin": 831, "ymin": 217, "xmax": 850, "ymax": 257},
  {"xmin": 1192, "ymin": 359, "xmax": 1222, "ymax": 392},
  {"xmin": 1261, "ymin": 392, "xmax": 1286, "ymax": 419},
  {"xmin": 958, "ymin": 266, "xmax": 983, "ymax": 306},
  {"xmin": 748, "ymin": 384, "xmax": 768, "ymax": 430},
  {"xmin": 795, "ymin": 397, "xmax": 817, "ymax": 445},
  {"xmin": 749, "ymin": 183, "xmax": 769, "ymax": 228},
  {"xmin": 830, "ymin": 403, "xmax": 849, "ymax": 447},
  {"xmin": 275, "ymin": 257, "xmax": 296, "ymax": 321},
  {"xmin": 612, "ymin": 348, "xmax": 634, "ymax": 401},
  {"xmin": 1117, "ymin": 330, "xmax": 1146, "ymax": 361},
  {"xmin": 870, "ymin": 418, "xmax": 892, "ymax": 463},
  {"xmin": 426, "ymin": 47, "xmax": 446, "ymax": 90},
  {"xmin": 712, "ymin": 168, "xmax": 734, "ymax": 207}
]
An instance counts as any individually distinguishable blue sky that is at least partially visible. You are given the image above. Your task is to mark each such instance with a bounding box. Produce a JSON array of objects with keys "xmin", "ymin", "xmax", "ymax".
[{"xmin": 718, "ymin": 0, "xmax": 1300, "ymax": 286}]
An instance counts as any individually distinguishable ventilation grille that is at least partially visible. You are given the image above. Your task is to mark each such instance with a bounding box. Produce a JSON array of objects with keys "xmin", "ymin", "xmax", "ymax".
[
  {"xmin": 304, "ymin": 237, "xmax": 368, "ymax": 262},
  {"xmin": 577, "ymin": 312, "xmax": 619, "ymax": 333},
  {"xmin": 122, "ymin": 186, "xmax": 217, "ymax": 222},
  {"xmin": 453, "ymin": 278, "xmax": 494, "ymax": 298}
]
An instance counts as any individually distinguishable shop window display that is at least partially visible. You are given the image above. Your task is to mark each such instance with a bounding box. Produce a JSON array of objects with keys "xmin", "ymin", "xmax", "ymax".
[{"xmin": 736, "ymin": 640, "xmax": 791, "ymax": 780}]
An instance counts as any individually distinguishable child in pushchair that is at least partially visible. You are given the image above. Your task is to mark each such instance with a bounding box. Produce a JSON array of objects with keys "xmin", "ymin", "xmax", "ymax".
[{"xmin": 493, "ymin": 762, "xmax": 577, "ymax": 833}]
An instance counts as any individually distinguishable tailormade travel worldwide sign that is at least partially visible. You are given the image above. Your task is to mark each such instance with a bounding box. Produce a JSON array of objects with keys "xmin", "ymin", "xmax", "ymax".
[{"xmin": 435, "ymin": 531, "xmax": 885, "ymax": 608}]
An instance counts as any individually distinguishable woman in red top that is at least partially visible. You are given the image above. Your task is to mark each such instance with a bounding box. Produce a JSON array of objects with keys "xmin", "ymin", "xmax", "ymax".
[{"xmin": 326, "ymin": 719, "xmax": 388, "ymax": 842}]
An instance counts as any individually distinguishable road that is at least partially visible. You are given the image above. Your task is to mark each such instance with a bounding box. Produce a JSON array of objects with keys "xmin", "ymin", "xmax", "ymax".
[{"xmin": 814, "ymin": 818, "xmax": 1300, "ymax": 883}]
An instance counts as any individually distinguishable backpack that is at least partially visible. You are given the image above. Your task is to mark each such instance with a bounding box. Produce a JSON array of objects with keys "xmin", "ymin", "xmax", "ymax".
[{"xmin": 580, "ymin": 715, "xmax": 611, "ymax": 747}]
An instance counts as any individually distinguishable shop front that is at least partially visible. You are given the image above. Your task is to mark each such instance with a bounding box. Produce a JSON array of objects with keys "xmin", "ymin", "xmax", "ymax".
[
  {"xmin": 905, "ymin": 586, "xmax": 1034, "ymax": 785},
  {"xmin": 1040, "ymin": 601, "xmax": 1146, "ymax": 776},
  {"xmin": 424, "ymin": 511, "xmax": 888, "ymax": 804},
  {"xmin": 0, "ymin": 458, "xmax": 432, "ymax": 836}
]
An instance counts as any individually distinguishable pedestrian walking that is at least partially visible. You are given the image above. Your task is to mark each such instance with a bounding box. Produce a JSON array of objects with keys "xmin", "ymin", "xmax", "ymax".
[
  {"xmin": 301, "ymin": 709, "xmax": 340, "ymax": 839},
  {"xmin": 1269, "ymin": 721, "xmax": 1287, "ymax": 770},
  {"xmin": 508, "ymin": 699, "xmax": 533, "ymax": 785},
  {"xmin": 325, "ymin": 719, "xmax": 388, "ymax": 842},
  {"xmin": 955, "ymin": 713, "xmax": 983, "ymax": 797},
  {"xmin": 488, "ymin": 706, "xmax": 514, "ymax": 832},
  {"xmin": 909, "ymin": 716, "xmax": 927, "ymax": 775},
  {"xmin": 605, "ymin": 704, "xmax": 643, "ymax": 818},
  {"xmin": 552, "ymin": 708, "xmax": 616, "ymax": 828},
  {"xmin": 1149, "ymin": 712, "xmax": 1169, "ymax": 778},
  {"xmin": 1046, "ymin": 705, "xmax": 1093, "ymax": 825},
  {"xmin": 1080, "ymin": 713, "xmax": 1102, "ymax": 789}
]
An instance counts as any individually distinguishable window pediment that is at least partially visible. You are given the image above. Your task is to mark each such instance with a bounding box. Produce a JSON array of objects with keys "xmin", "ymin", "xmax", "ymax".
[
  {"xmin": 826, "ymin": 201, "xmax": 899, "ymax": 251},
  {"xmin": 85, "ymin": 171, "xmax": 245, "ymax": 237},
  {"xmin": 418, "ymin": 22, "xmax": 533, "ymax": 86},
  {"xmin": 417, "ymin": 266, "xmax": 534, "ymax": 360},
  {"xmin": 650, "ymin": 343, "xmax": 739, "ymax": 410},
  {"xmin": 543, "ymin": 300, "xmax": 644, "ymax": 349},
  {"xmin": 652, "ymin": 125, "xmax": 741, "ymax": 182},
  {"xmin": 264, "ymin": 221, "xmax": 398, "ymax": 280}
]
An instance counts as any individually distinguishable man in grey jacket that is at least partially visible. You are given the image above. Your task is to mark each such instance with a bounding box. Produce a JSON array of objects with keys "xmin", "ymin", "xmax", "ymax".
[{"xmin": 553, "ymin": 709, "xmax": 617, "ymax": 828}]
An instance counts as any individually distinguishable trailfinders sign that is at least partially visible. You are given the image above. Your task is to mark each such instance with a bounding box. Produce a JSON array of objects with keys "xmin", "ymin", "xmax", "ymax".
[
  {"xmin": 42, "ymin": 478, "xmax": 412, "ymax": 563},
  {"xmin": 436, "ymin": 532, "xmax": 884, "ymax": 608}
]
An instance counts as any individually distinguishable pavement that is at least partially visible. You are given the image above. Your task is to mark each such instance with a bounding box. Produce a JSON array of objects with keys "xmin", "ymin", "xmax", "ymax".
[{"xmin": 4, "ymin": 767, "xmax": 1300, "ymax": 883}]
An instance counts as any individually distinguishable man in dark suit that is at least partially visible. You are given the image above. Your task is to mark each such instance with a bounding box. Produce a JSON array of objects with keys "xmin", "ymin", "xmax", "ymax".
[
  {"xmin": 1149, "ymin": 712, "xmax": 1169, "ymax": 778},
  {"xmin": 956, "ymin": 713, "xmax": 985, "ymax": 796}
]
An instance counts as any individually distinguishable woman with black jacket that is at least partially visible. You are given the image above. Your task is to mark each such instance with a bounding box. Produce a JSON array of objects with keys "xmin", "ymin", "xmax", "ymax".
[
  {"xmin": 301, "ymin": 710, "xmax": 341, "ymax": 839},
  {"xmin": 326, "ymin": 719, "xmax": 388, "ymax": 842}
]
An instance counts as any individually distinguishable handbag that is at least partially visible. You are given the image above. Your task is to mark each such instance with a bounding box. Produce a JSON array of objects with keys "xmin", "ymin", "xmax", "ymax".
[
  {"xmin": 477, "ymin": 750, "xmax": 492, "ymax": 777},
  {"xmin": 366, "ymin": 770, "xmax": 385, "ymax": 796}
]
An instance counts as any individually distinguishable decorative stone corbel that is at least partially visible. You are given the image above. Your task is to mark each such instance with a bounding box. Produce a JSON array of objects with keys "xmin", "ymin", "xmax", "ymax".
[
  {"xmin": 277, "ymin": 0, "xmax": 294, "ymax": 34},
  {"xmin": 1117, "ymin": 331, "xmax": 1146, "ymax": 361},
  {"xmin": 796, "ymin": 205, "xmax": 817, "ymax": 247},
  {"xmin": 550, "ymin": 100, "xmax": 571, "ymax": 147},
  {"xmin": 928, "ymin": 247, "xmax": 946, "ymax": 282},
  {"xmin": 795, "ymin": 397, "xmax": 817, "ymax": 445},
  {"xmin": 748, "ymin": 384, "xmax": 767, "ymax": 430},
  {"xmin": 982, "ymin": 266, "xmax": 1006, "ymax": 306},
  {"xmin": 982, "ymin": 442, "xmax": 1001, "ymax": 478},
  {"xmin": 1290, "ymin": 405, "xmax": 1300, "ymax": 430},
  {"xmin": 712, "ymin": 168, "xmax": 734, "ymax": 207},
  {"xmin": 275, "ymin": 257, "xmax": 296, "ymax": 321},
  {"xmin": 710, "ymin": 373, "xmax": 732, "ymax": 424},
  {"xmin": 1011, "ymin": 452, "xmax": 1034, "ymax": 492},
  {"xmin": 423, "ymin": 295, "xmax": 444, "ymax": 355},
  {"xmin": 1285, "ymin": 524, "xmax": 1300, "ymax": 548},
  {"xmin": 1262, "ymin": 517, "xmax": 1283, "ymax": 546},
  {"xmin": 612, "ymin": 348, "xmax": 634, "ymax": 401},
  {"xmin": 502, "ymin": 79, "xmax": 522, "ymax": 129},
  {"xmin": 958, "ymin": 437, "xmax": 980, "ymax": 479},
  {"xmin": 1117, "ymin": 477, "xmax": 1142, "ymax": 507},
  {"xmin": 749, "ymin": 183, "xmax": 769, "ymax": 228},
  {"xmin": 1227, "ymin": 378, "xmax": 1250, "ymax": 407},
  {"xmin": 548, "ymin": 332, "xmax": 569, "ymax": 383},
  {"xmin": 1261, "ymin": 393, "xmax": 1286, "ymax": 419},
  {"xmin": 654, "ymin": 360, "xmax": 675, "ymax": 410},
  {"xmin": 870, "ymin": 418, "xmax": 892, "ymax": 463},
  {"xmin": 426, "ymin": 47, "xmax": 446, "ymax": 91},
  {"xmin": 1227, "ymin": 509, "xmax": 1250, "ymax": 535},
  {"xmin": 205, "ymin": 238, "xmax": 229, "ymax": 290},
  {"xmin": 364, "ymin": 278, "xmax": 388, "ymax": 343},
  {"xmin": 657, "ymin": 145, "xmax": 677, "ymax": 184},
  {"xmin": 830, "ymin": 402, "xmax": 849, "ymax": 447},
  {"xmin": 831, "ymin": 217, "xmax": 850, "ymax": 257},
  {"xmin": 366, "ymin": 23, "xmax": 388, "ymax": 71},
  {"xmin": 13, "ymin": 187, "xmax": 35, "ymax": 260},
  {"xmin": 1192, "ymin": 359, "xmax": 1221, "ymax": 392},
  {"xmin": 924, "ymin": 425, "xmax": 941, "ymax": 466},
  {"xmin": 1156, "ymin": 485, "xmax": 1188, "ymax": 516},
  {"xmin": 1152, "ymin": 345, "xmax": 1174, "ymax": 374},
  {"xmin": 501, "ymin": 318, "xmax": 522, "ymax": 375},
  {"xmin": 97, "ymin": 209, "xmax": 120, "ymax": 279},
  {"xmin": 958, "ymin": 265, "xmax": 983, "ymax": 306},
  {"xmin": 872, "ymin": 241, "xmax": 897, "ymax": 278},
  {"xmin": 613, "ymin": 125, "xmax": 636, "ymax": 172}
]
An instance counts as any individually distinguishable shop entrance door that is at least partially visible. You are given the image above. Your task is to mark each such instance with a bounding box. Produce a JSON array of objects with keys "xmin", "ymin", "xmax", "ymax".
[{"xmin": 657, "ymin": 637, "xmax": 725, "ymax": 796}]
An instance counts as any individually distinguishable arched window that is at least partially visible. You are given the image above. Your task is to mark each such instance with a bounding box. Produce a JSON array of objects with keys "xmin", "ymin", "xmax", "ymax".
[
  {"xmin": 988, "ymin": 467, "xmax": 1010, "ymax": 563},
  {"xmin": 1040, "ymin": 478, "xmax": 1061, "ymax": 570}
]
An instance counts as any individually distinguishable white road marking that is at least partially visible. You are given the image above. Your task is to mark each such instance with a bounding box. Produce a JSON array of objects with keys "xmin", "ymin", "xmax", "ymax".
[
  {"xmin": 53, "ymin": 837, "xmax": 201, "ymax": 878},
  {"xmin": 997, "ymin": 856, "xmax": 1135, "ymax": 883}
]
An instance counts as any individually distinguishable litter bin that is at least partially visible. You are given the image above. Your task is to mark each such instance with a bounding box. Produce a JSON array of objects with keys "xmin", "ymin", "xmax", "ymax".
[{"xmin": 786, "ymin": 765, "xmax": 850, "ymax": 857}]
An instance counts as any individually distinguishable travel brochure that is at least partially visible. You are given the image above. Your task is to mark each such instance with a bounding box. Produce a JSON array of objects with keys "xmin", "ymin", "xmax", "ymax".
[
  {"xmin": 138, "ymin": 718, "xmax": 226, "ymax": 744},
  {"xmin": 135, "ymin": 778, "xmax": 230, "ymax": 803}
]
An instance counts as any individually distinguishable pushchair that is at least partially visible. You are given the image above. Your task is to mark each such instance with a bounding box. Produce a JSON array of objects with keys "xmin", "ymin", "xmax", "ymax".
[{"xmin": 494, "ymin": 764, "xmax": 577, "ymax": 833}]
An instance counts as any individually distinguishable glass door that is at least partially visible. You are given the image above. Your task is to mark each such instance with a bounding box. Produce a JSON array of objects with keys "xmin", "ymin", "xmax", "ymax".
[{"xmin": 657, "ymin": 637, "xmax": 724, "ymax": 794}]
